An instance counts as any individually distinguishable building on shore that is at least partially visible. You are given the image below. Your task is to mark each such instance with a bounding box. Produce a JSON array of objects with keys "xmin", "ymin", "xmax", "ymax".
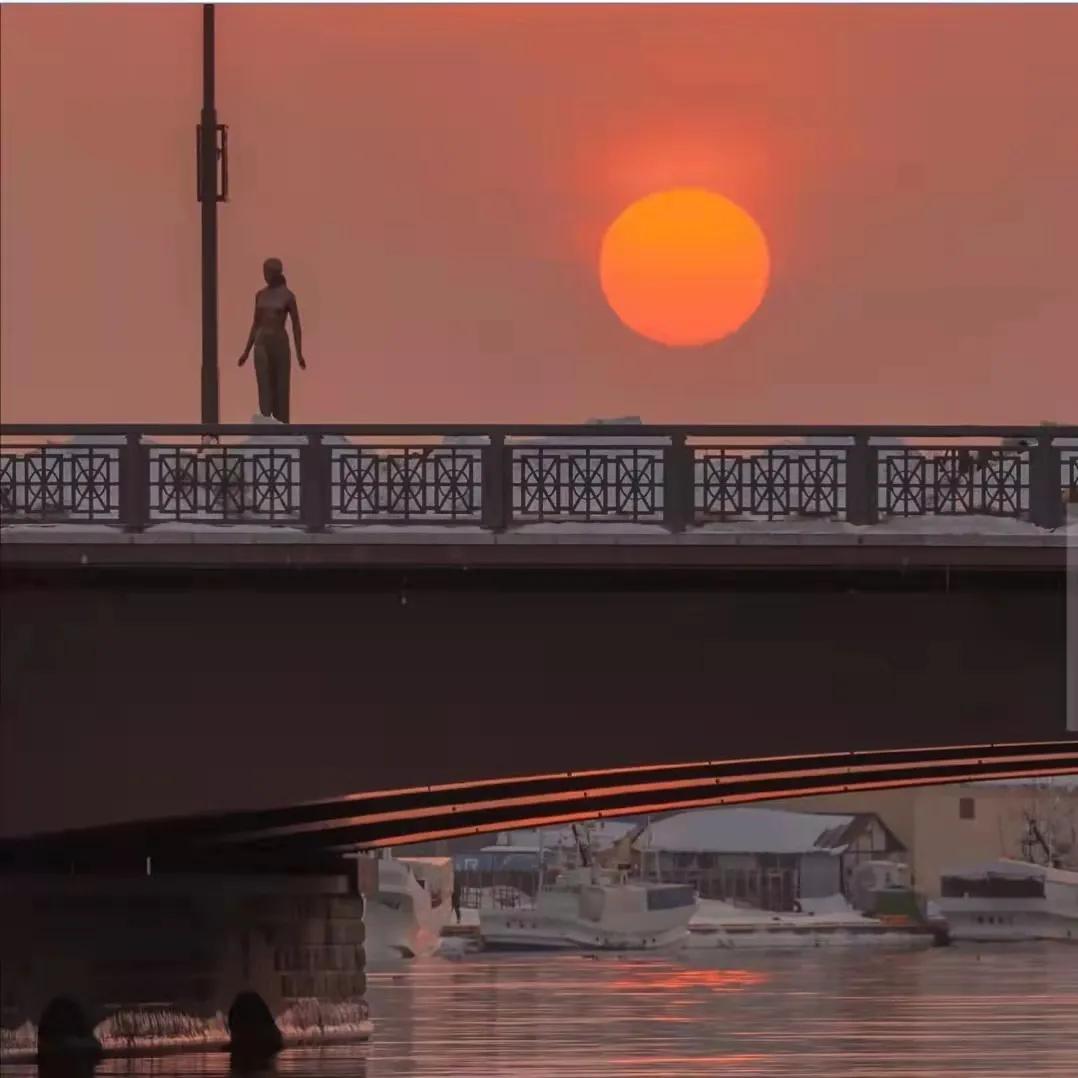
[
  {"xmin": 630, "ymin": 807, "xmax": 906, "ymax": 912},
  {"xmin": 762, "ymin": 780, "xmax": 1078, "ymax": 898},
  {"xmin": 400, "ymin": 781, "xmax": 1077, "ymax": 910}
]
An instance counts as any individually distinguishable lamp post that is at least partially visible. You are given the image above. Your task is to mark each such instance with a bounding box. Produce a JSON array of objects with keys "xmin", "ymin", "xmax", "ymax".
[{"xmin": 198, "ymin": 4, "xmax": 228, "ymax": 424}]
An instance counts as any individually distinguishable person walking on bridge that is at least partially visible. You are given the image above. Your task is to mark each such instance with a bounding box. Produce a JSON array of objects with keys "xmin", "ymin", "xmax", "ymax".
[{"xmin": 237, "ymin": 258, "xmax": 306, "ymax": 422}]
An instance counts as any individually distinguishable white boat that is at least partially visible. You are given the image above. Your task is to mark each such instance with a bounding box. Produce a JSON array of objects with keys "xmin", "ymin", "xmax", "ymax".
[
  {"xmin": 936, "ymin": 859, "xmax": 1078, "ymax": 942},
  {"xmin": 363, "ymin": 854, "xmax": 455, "ymax": 962},
  {"xmin": 478, "ymin": 825, "xmax": 697, "ymax": 951},
  {"xmin": 479, "ymin": 866, "xmax": 697, "ymax": 951}
]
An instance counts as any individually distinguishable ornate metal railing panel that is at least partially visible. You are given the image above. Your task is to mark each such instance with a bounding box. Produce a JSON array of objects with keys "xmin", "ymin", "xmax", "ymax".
[
  {"xmin": 147, "ymin": 442, "xmax": 301, "ymax": 524},
  {"xmin": 2, "ymin": 425, "xmax": 1076, "ymax": 533},
  {"xmin": 1063, "ymin": 448, "xmax": 1078, "ymax": 508},
  {"xmin": 693, "ymin": 445, "xmax": 847, "ymax": 521},
  {"xmin": 331, "ymin": 445, "xmax": 482, "ymax": 523},
  {"xmin": 0, "ymin": 440, "xmax": 122, "ymax": 523},
  {"xmin": 877, "ymin": 446, "xmax": 1029, "ymax": 518},
  {"xmin": 512, "ymin": 444, "xmax": 664, "ymax": 523}
]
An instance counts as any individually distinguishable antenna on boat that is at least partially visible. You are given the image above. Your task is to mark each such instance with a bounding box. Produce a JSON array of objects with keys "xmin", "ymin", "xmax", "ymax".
[
  {"xmin": 537, "ymin": 827, "xmax": 545, "ymax": 897},
  {"xmin": 572, "ymin": 822, "xmax": 601, "ymax": 884},
  {"xmin": 647, "ymin": 816, "xmax": 659, "ymax": 882},
  {"xmin": 571, "ymin": 823, "xmax": 591, "ymax": 868}
]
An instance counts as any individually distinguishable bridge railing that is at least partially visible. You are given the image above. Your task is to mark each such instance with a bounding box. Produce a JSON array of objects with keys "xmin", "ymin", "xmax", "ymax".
[{"xmin": 1, "ymin": 424, "xmax": 1076, "ymax": 532}]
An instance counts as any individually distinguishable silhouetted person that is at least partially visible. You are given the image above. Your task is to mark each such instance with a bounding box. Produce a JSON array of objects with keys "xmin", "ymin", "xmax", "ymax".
[
  {"xmin": 452, "ymin": 880, "xmax": 462, "ymax": 924},
  {"xmin": 238, "ymin": 258, "xmax": 306, "ymax": 422}
]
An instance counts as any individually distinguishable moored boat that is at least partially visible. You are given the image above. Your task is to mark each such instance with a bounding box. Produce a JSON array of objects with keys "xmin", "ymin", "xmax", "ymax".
[
  {"xmin": 363, "ymin": 854, "xmax": 455, "ymax": 962},
  {"xmin": 479, "ymin": 823, "xmax": 697, "ymax": 951},
  {"xmin": 936, "ymin": 859, "xmax": 1078, "ymax": 942},
  {"xmin": 479, "ymin": 866, "xmax": 697, "ymax": 951}
]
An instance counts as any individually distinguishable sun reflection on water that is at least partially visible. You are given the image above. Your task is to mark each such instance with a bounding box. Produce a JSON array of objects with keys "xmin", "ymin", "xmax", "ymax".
[{"xmin": 605, "ymin": 965, "xmax": 770, "ymax": 992}]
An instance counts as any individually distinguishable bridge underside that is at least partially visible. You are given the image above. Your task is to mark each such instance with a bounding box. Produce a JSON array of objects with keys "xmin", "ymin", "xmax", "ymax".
[{"xmin": 2, "ymin": 558, "xmax": 1071, "ymax": 846}]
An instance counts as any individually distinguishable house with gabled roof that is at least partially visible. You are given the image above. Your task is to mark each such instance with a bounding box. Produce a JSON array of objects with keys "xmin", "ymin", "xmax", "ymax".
[{"xmin": 631, "ymin": 806, "xmax": 906, "ymax": 911}]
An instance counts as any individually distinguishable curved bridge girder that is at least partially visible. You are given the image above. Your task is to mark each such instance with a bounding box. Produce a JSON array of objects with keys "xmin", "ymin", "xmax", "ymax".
[{"xmin": 4, "ymin": 740, "xmax": 1074, "ymax": 872}]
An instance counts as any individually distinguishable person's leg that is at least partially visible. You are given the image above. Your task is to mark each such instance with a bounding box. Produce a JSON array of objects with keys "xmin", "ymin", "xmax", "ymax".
[
  {"xmin": 254, "ymin": 343, "xmax": 274, "ymax": 417},
  {"xmin": 272, "ymin": 339, "xmax": 291, "ymax": 423}
]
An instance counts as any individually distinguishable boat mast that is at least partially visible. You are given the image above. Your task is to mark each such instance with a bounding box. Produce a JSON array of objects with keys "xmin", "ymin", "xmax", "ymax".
[
  {"xmin": 572, "ymin": 823, "xmax": 599, "ymax": 884},
  {"xmin": 571, "ymin": 823, "xmax": 590, "ymax": 867},
  {"xmin": 648, "ymin": 816, "xmax": 659, "ymax": 882},
  {"xmin": 644, "ymin": 814, "xmax": 650, "ymax": 879},
  {"xmin": 538, "ymin": 827, "xmax": 544, "ymax": 895}
]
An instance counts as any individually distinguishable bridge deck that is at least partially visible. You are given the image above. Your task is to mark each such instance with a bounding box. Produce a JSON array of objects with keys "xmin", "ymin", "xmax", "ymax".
[{"xmin": 3, "ymin": 516, "xmax": 1072, "ymax": 570}]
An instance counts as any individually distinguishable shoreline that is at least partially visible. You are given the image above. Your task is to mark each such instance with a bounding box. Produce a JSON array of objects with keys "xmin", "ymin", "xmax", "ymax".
[{"xmin": 0, "ymin": 1020, "xmax": 375, "ymax": 1066}]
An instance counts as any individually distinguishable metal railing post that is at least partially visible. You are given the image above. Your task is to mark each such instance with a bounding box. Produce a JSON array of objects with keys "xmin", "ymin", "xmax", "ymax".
[
  {"xmin": 663, "ymin": 432, "xmax": 694, "ymax": 532},
  {"xmin": 846, "ymin": 432, "xmax": 879, "ymax": 525},
  {"xmin": 300, "ymin": 432, "xmax": 332, "ymax": 532},
  {"xmin": 1029, "ymin": 433, "xmax": 1063, "ymax": 529},
  {"xmin": 482, "ymin": 433, "xmax": 511, "ymax": 531},
  {"xmin": 119, "ymin": 431, "xmax": 149, "ymax": 532}
]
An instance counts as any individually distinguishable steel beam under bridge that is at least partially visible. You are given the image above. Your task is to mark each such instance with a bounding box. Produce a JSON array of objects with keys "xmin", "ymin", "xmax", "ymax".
[{"xmin": 3, "ymin": 741, "xmax": 1075, "ymax": 873}]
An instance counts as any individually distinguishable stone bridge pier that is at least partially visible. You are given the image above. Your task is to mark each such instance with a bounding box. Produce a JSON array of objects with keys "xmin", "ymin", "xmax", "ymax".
[{"xmin": 0, "ymin": 871, "xmax": 371, "ymax": 1062}]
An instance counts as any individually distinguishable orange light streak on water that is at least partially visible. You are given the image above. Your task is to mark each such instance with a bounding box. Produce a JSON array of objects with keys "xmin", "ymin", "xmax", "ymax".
[{"xmin": 605, "ymin": 967, "xmax": 771, "ymax": 992}]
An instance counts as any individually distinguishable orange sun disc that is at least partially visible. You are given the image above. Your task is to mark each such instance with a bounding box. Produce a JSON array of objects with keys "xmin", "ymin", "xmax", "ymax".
[{"xmin": 599, "ymin": 188, "xmax": 771, "ymax": 347}]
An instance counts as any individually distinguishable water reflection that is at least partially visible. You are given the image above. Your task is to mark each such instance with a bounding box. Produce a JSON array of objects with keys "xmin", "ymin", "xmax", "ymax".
[
  {"xmin": 36, "ymin": 1061, "xmax": 98, "ymax": 1078},
  {"xmin": 7, "ymin": 945, "xmax": 1078, "ymax": 1076}
]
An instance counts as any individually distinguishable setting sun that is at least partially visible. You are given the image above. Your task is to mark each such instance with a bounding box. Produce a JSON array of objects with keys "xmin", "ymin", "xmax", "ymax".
[{"xmin": 599, "ymin": 189, "xmax": 771, "ymax": 348}]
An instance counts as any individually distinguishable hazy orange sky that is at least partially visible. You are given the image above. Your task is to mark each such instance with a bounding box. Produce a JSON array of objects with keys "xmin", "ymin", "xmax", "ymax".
[{"xmin": 2, "ymin": 3, "xmax": 1077, "ymax": 424}]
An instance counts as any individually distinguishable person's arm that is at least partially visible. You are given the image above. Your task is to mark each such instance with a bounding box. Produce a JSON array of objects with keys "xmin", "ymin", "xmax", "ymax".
[
  {"xmin": 237, "ymin": 301, "xmax": 258, "ymax": 366},
  {"xmin": 288, "ymin": 294, "xmax": 306, "ymax": 368}
]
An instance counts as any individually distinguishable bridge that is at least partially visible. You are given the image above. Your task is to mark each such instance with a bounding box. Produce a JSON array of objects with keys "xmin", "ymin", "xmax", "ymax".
[
  {"xmin": 3, "ymin": 422, "xmax": 1075, "ymax": 841},
  {"xmin": 2, "ymin": 421, "xmax": 1076, "ymax": 1058}
]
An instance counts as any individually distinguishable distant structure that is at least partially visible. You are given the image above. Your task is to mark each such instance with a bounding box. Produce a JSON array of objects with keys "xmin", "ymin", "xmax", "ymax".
[
  {"xmin": 768, "ymin": 780, "xmax": 1078, "ymax": 898},
  {"xmin": 454, "ymin": 821, "xmax": 638, "ymax": 875},
  {"xmin": 442, "ymin": 417, "xmax": 643, "ymax": 446},
  {"xmin": 630, "ymin": 807, "xmax": 905, "ymax": 912},
  {"xmin": 449, "ymin": 821, "xmax": 639, "ymax": 907}
]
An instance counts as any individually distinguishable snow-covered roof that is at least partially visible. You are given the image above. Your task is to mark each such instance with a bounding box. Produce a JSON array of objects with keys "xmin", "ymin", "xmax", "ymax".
[
  {"xmin": 492, "ymin": 821, "xmax": 637, "ymax": 851},
  {"xmin": 638, "ymin": 807, "xmax": 856, "ymax": 855}
]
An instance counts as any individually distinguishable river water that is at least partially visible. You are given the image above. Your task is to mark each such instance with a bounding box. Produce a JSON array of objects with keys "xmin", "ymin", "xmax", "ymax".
[{"xmin": 9, "ymin": 945, "xmax": 1078, "ymax": 1077}]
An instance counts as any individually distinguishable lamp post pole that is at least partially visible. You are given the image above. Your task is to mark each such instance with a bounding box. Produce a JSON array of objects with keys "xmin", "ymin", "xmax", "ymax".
[{"xmin": 199, "ymin": 3, "xmax": 223, "ymax": 424}]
